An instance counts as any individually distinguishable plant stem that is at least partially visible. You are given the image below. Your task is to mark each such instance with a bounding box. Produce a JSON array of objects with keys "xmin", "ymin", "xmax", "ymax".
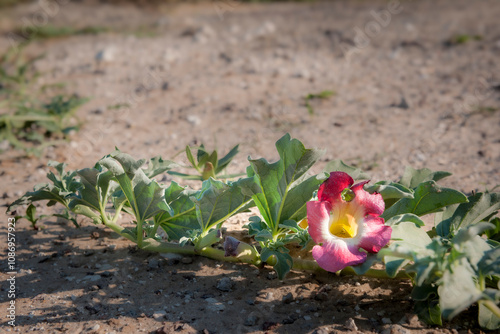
[
  {"xmin": 482, "ymin": 300, "xmax": 500, "ymax": 319},
  {"xmin": 290, "ymin": 258, "xmax": 410, "ymax": 279},
  {"xmin": 137, "ymin": 220, "xmax": 143, "ymax": 247},
  {"xmin": 104, "ymin": 222, "xmax": 410, "ymax": 279},
  {"xmin": 104, "ymin": 221, "xmax": 136, "ymax": 243}
]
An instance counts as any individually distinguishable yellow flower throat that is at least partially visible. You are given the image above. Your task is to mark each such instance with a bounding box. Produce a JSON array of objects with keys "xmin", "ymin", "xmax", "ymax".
[{"xmin": 329, "ymin": 212, "xmax": 358, "ymax": 238}]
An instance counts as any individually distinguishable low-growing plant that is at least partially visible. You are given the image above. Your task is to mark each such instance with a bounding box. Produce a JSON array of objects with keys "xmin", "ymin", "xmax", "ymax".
[
  {"xmin": 304, "ymin": 90, "xmax": 335, "ymax": 115},
  {"xmin": 0, "ymin": 46, "xmax": 88, "ymax": 154},
  {"xmin": 169, "ymin": 143, "xmax": 243, "ymax": 180},
  {"xmin": 7, "ymin": 134, "xmax": 500, "ymax": 329}
]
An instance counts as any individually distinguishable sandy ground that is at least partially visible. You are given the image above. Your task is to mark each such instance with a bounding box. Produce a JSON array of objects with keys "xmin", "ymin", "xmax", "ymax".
[{"xmin": 1, "ymin": 0, "xmax": 500, "ymax": 333}]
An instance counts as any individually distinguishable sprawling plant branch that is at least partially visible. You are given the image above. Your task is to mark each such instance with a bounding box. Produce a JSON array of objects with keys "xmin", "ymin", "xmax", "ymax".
[{"xmin": 6, "ymin": 134, "xmax": 500, "ymax": 330}]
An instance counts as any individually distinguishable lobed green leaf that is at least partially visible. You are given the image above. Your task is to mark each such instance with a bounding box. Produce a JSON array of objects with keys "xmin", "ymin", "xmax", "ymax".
[
  {"xmin": 382, "ymin": 181, "xmax": 468, "ymax": 220},
  {"xmin": 399, "ymin": 166, "xmax": 452, "ymax": 189},
  {"xmin": 241, "ymin": 133, "xmax": 324, "ymax": 233},
  {"xmin": 436, "ymin": 192, "xmax": 500, "ymax": 238},
  {"xmin": 323, "ymin": 159, "xmax": 369, "ymax": 181}
]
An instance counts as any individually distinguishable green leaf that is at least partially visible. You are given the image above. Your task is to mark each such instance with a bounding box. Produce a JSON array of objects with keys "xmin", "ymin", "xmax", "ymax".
[
  {"xmin": 53, "ymin": 208, "xmax": 80, "ymax": 227},
  {"xmin": 438, "ymin": 260, "xmax": 482, "ymax": 319},
  {"xmin": 385, "ymin": 213, "xmax": 425, "ymax": 227},
  {"xmin": 452, "ymin": 222, "xmax": 495, "ymax": 245},
  {"xmin": 413, "ymin": 284, "xmax": 442, "ymax": 325},
  {"xmin": 196, "ymin": 144, "xmax": 210, "ymax": 166},
  {"xmin": 46, "ymin": 160, "xmax": 80, "ymax": 193},
  {"xmin": 278, "ymin": 219, "xmax": 300, "ymax": 232},
  {"xmin": 7, "ymin": 183, "xmax": 70, "ymax": 213},
  {"xmin": 70, "ymin": 169, "xmax": 102, "ymax": 211},
  {"xmin": 414, "ymin": 298, "xmax": 443, "ymax": 326},
  {"xmin": 323, "ymin": 159, "xmax": 370, "ymax": 180},
  {"xmin": 167, "ymin": 171, "xmax": 203, "ymax": 180},
  {"xmin": 479, "ymin": 302, "xmax": 500, "ymax": 330},
  {"xmin": 382, "ymin": 181, "xmax": 468, "ymax": 220},
  {"xmin": 68, "ymin": 168, "xmax": 116, "ymax": 223},
  {"xmin": 399, "ymin": 166, "xmax": 452, "ymax": 189},
  {"xmin": 101, "ymin": 153, "xmax": 170, "ymax": 223},
  {"xmin": 241, "ymin": 133, "xmax": 324, "ymax": 233},
  {"xmin": 436, "ymin": 192, "xmax": 500, "ymax": 238},
  {"xmin": 185, "ymin": 145, "xmax": 199, "ymax": 171},
  {"xmin": 478, "ymin": 247, "xmax": 500, "ymax": 277},
  {"xmin": 143, "ymin": 156, "xmax": 178, "ymax": 178},
  {"xmin": 246, "ymin": 216, "xmax": 266, "ymax": 237},
  {"xmin": 349, "ymin": 253, "xmax": 379, "ymax": 275},
  {"xmin": 7, "ymin": 160, "xmax": 81, "ymax": 213},
  {"xmin": 452, "ymin": 223, "xmax": 494, "ymax": 270},
  {"xmin": 260, "ymin": 247, "xmax": 293, "ymax": 280},
  {"xmin": 365, "ymin": 181, "xmax": 414, "ymax": 202},
  {"xmin": 280, "ymin": 173, "xmax": 327, "ymax": 222},
  {"xmin": 216, "ymin": 144, "xmax": 239, "ymax": 174},
  {"xmin": 384, "ymin": 222, "xmax": 432, "ymax": 277},
  {"xmin": 485, "ymin": 217, "xmax": 500, "ymax": 241},
  {"xmin": 117, "ymin": 170, "xmax": 170, "ymax": 223},
  {"xmin": 254, "ymin": 229, "xmax": 273, "ymax": 242},
  {"xmin": 71, "ymin": 205, "xmax": 101, "ymax": 224},
  {"xmin": 191, "ymin": 177, "xmax": 253, "ymax": 231},
  {"xmin": 25, "ymin": 204, "xmax": 37, "ymax": 224},
  {"xmin": 434, "ymin": 203, "xmax": 460, "ymax": 236},
  {"xmin": 100, "ymin": 150, "xmax": 145, "ymax": 179}
]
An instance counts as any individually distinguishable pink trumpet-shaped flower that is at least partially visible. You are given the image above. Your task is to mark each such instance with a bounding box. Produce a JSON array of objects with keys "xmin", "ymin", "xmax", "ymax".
[{"xmin": 306, "ymin": 172, "xmax": 391, "ymax": 273}]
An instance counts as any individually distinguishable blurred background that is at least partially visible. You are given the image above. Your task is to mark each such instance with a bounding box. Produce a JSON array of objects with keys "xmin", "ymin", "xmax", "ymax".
[{"xmin": 1, "ymin": 0, "xmax": 499, "ymax": 190}]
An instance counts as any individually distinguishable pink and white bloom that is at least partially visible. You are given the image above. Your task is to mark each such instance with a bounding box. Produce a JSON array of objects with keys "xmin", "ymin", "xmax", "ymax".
[{"xmin": 306, "ymin": 172, "xmax": 391, "ymax": 273}]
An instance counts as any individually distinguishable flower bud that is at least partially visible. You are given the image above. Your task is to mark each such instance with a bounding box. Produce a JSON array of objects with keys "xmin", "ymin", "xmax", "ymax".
[{"xmin": 223, "ymin": 236, "xmax": 259, "ymax": 262}]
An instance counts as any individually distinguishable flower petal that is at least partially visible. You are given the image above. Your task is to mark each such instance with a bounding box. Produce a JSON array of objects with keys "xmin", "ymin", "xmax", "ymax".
[
  {"xmin": 351, "ymin": 181, "xmax": 384, "ymax": 216},
  {"xmin": 357, "ymin": 216, "xmax": 392, "ymax": 253},
  {"xmin": 318, "ymin": 172, "xmax": 353, "ymax": 203},
  {"xmin": 306, "ymin": 200, "xmax": 332, "ymax": 244},
  {"xmin": 312, "ymin": 240, "xmax": 367, "ymax": 273}
]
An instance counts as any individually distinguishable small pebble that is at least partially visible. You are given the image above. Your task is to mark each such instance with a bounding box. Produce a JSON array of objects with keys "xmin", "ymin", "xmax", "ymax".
[
  {"xmin": 153, "ymin": 310, "xmax": 167, "ymax": 319},
  {"xmin": 381, "ymin": 324, "xmax": 410, "ymax": 334},
  {"xmin": 148, "ymin": 258, "xmax": 159, "ymax": 269},
  {"xmin": 205, "ymin": 298, "xmax": 225, "ymax": 312},
  {"xmin": 282, "ymin": 292, "xmax": 294, "ymax": 304},
  {"xmin": 216, "ymin": 277, "xmax": 234, "ymax": 292},
  {"xmin": 244, "ymin": 312, "xmax": 260, "ymax": 326},
  {"xmin": 344, "ymin": 318, "xmax": 358, "ymax": 331}
]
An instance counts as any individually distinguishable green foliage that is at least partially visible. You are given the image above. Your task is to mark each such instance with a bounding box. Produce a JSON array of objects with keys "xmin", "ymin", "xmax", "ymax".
[
  {"xmin": 0, "ymin": 47, "xmax": 88, "ymax": 154},
  {"xmin": 383, "ymin": 185, "xmax": 500, "ymax": 328},
  {"xmin": 446, "ymin": 34, "xmax": 482, "ymax": 46},
  {"xmin": 170, "ymin": 144, "xmax": 242, "ymax": 180},
  {"xmin": 241, "ymin": 133, "xmax": 325, "ymax": 278},
  {"xmin": 155, "ymin": 182, "xmax": 198, "ymax": 241},
  {"xmin": 11, "ymin": 25, "xmax": 108, "ymax": 42},
  {"xmin": 436, "ymin": 192, "xmax": 500, "ymax": 238},
  {"xmin": 8, "ymin": 161, "xmax": 80, "ymax": 211},
  {"xmin": 399, "ymin": 166, "xmax": 452, "ymax": 189},
  {"xmin": 6, "ymin": 135, "xmax": 500, "ymax": 329},
  {"xmin": 382, "ymin": 181, "xmax": 468, "ymax": 220},
  {"xmin": 323, "ymin": 159, "xmax": 370, "ymax": 181},
  {"xmin": 14, "ymin": 204, "xmax": 47, "ymax": 230},
  {"xmin": 304, "ymin": 90, "xmax": 335, "ymax": 115},
  {"xmin": 260, "ymin": 247, "xmax": 293, "ymax": 280},
  {"xmin": 191, "ymin": 177, "xmax": 253, "ymax": 232}
]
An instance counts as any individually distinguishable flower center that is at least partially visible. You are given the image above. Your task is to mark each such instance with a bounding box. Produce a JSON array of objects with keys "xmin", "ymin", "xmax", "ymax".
[{"xmin": 329, "ymin": 212, "xmax": 358, "ymax": 238}]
